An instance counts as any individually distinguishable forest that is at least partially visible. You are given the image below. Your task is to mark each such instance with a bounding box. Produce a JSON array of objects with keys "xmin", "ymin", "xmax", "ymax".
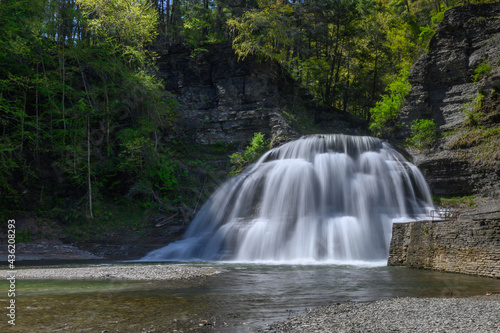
[{"xmin": 1, "ymin": 0, "xmax": 496, "ymax": 240}]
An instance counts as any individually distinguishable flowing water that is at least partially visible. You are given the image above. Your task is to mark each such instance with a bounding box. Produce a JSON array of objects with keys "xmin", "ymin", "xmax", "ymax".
[
  {"xmin": 2, "ymin": 262, "xmax": 499, "ymax": 332},
  {"xmin": 144, "ymin": 134, "xmax": 434, "ymax": 262}
]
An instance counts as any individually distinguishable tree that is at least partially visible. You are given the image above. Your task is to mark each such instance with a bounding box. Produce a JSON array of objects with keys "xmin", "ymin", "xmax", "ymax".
[
  {"xmin": 369, "ymin": 67, "xmax": 411, "ymax": 137},
  {"xmin": 77, "ymin": 0, "xmax": 158, "ymax": 50},
  {"xmin": 0, "ymin": 0, "xmax": 178, "ymax": 219},
  {"xmin": 0, "ymin": 0, "xmax": 46, "ymax": 205}
]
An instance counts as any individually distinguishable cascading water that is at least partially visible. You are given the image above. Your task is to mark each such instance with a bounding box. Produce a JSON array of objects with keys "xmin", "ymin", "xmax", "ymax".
[{"xmin": 143, "ymin": 134, "xmax": 434, "ymax": 263}]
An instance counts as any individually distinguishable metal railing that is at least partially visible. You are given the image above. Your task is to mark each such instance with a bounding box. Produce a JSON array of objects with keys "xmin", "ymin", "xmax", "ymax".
[{"xmin": 430, "ymin": 209, "xmax": 460, "ymax": 221}]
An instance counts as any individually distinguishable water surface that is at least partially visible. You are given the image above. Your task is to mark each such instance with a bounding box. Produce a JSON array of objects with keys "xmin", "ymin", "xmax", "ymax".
[{"xmin": 2, "ymin": 262, "xmax": 499, "ymax": 332}]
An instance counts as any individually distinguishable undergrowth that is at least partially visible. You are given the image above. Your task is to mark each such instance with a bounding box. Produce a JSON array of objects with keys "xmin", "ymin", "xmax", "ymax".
[
  {"xmin": 433, "ymin": 195, "xmax": 477, "ymax": 208},
  {"xmin": 230, "ymin": 133, "xmax": 270, "ymax": 176}
]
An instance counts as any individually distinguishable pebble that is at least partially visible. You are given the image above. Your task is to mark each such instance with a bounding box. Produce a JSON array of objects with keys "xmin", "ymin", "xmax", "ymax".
[
  {"xmin": 265, "ymin": 295, "xmax": 500, "ymax": 332},
  {"xmin": 0, "ymin": 264, "xmax": 220, "ymax": 280}
]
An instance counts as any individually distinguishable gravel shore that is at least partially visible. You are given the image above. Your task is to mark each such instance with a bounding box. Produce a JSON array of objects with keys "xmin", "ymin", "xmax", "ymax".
[
  {"xmin": 0, "ymin": 264, "xmax": 220, "ymax": 280},
  {"xmin": 265, "ymin": 295, "xmax": 500, "ymax": 333}
]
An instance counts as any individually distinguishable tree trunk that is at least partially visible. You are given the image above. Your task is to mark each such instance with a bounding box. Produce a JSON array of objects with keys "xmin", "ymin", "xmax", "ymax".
[{"xmin": 87, "ymin": 114, "xmax": 93, "ymax": 220}]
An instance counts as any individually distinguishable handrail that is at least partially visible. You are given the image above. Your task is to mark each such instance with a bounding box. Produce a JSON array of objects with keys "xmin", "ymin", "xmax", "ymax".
[{"xmin": 430, "ymin": 209, "xmax": 460, "ymax": 221}]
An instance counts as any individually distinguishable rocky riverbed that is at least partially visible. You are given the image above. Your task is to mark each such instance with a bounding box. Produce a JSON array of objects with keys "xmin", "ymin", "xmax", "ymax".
[
  {"xmin": 264, "ymin": 294, "xmax": 500, "ymax": 333},
  {"xmin": 0, "ymin": 264, "xmax": 220, "ymax": 280}
]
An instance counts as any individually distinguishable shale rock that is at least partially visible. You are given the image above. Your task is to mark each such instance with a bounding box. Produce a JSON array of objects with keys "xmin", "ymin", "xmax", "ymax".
[
  {"xmin": 157, "ymin": 43, "xmax": 300, "ymax": 146},
  {"xmin": 399, "ymin": 3, "xmax": 500, "ymax": 198}
]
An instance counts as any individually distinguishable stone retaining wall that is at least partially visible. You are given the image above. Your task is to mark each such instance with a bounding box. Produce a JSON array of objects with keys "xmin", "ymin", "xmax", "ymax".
[{"xmin": 388, "ymin": 219, "xmax": 500, "ymax": 278}]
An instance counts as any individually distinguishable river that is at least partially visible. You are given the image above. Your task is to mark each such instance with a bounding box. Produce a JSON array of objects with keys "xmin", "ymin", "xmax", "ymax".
[{"xmin": 2, "ymin": 261, "xmax": 499, "ymax": 332}]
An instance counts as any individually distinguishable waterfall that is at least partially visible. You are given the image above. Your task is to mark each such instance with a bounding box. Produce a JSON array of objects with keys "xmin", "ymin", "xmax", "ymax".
[{"xmin": 142, "ymin": 134, "xmax": 433, "ymax": 263}]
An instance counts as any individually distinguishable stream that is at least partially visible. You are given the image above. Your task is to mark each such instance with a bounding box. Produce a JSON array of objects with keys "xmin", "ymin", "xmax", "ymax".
[{"xmin": 2, "ymin": 261, "xmax": 499, "ymax": 332}]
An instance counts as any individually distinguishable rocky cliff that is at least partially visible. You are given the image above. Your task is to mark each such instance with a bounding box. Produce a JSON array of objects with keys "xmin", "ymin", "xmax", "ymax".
[
  {"xmin": 388, "ymin": 217, "xmax": 500, "ymax": 278},
  {"xmin": 157, "ymin": 43, "xmax": 301, "ymax": 147},
  {"xmin": 399, "ymin": 2, "xmax": 500, "ymax": 198}
]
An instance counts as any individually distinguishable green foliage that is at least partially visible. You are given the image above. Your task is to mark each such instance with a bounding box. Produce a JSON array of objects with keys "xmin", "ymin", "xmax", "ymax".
[
  {"xmin": 229, "ymin": 0, "xmax": 372, "ymax": 115},
  {"xmin": 78, "ymin": 0, "xmax": 158, "ymax": 50},
  {"xmin": 463, "ymin": 92, "xmax": 485, "ymax": 127},
  {"xmin": 450, "ymin": 127, "xmax": 500, "ymax": 164},
  {"xmin": 228, "ymin": 1, "xmax": 295, "ymax": 63},
  {"xmin": 430, "ymin": 6, "xmax": 448, "ymax": 25},
  {"xmin": 282, "ymin": 108, "xmax": 316, "ymax": 134},
  {"xmin": 417, "ymin": 6, "xmax": 449, "ymax": 52},
  {"xmin": 418, "ymin": 25, "xmax": 435, "ymax": 44},
  {"xmin": 208, "ymin": 141, "xmax": 237, "ymax": 153},
  {"xmin": 473, "ymin": 61, "xmax": 492, "ymax": 83},
  {"xmin": 230, "ymin": 133, "xmax": 269, "ymax": 175},
  {"xmin": 473, "ymin": 91, "xmax": 485, "ymax": 112},
  {"xmin": 369, "ymin": 68, "xmax": 411, "ymax": 136},
  {"xmin": 433, "ymin": 195, "xmax": 477, "ymax": 208},
  {"xmin": 450, "ymin": 85, "xmax": 500, "ymax": 165},
  {"xmin": 0, "ymin": 0, "xmax": 180, "ymax": 218},
  {"xmin": 226, "ymin": 0, "xmax": 463, "ymax": 121},
  {"xmin": 16, "ymin": 230, "xmax": 34, "ymax": 243},
  {"xmin": 117, "ymin": 124, "xmax": 180, "ymax": 204},
  {"xmin": 182, "ymin": 3, "xmax": 227, "ymax": 49},
  {"xmin": 407, "ymin": 119, "xmax": 437, "ymax": 149}
]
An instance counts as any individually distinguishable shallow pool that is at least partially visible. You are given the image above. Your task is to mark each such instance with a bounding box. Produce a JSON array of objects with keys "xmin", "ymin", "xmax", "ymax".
[{"xmin": 1, "ymin": 262, "xmax": 499, "ymax": 332}]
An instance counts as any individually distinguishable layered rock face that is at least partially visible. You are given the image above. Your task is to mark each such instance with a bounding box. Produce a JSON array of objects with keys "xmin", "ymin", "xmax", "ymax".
[
  {"xmin": 399, "ymin": 3, "xmax": 500, "ymax": 198},
  {"xmin": 388, "ymin": 217, "xmax": 500, "ymax": 278},
  {"xmin": 157, "ymin": 43, "xmax": 300, "ymax": 146}
]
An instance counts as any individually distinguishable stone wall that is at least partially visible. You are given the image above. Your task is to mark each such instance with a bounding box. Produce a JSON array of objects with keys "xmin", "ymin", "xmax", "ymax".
[{"xmin": 388, "ymin": 219, "xmax": 500, "ymax": 278}]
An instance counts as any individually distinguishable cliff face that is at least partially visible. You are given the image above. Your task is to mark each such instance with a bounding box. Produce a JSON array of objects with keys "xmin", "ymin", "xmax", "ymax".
[
  {"xmin": 157, "ymin": 43, "xmax": 300, "ymax": 146},
  {"xmin": 388, "ymin": 217, "xmax": 500, "ymax": 278},
  {"xmin": 399, "ymin": 3, "xmax": 500, "ymax": 198}
]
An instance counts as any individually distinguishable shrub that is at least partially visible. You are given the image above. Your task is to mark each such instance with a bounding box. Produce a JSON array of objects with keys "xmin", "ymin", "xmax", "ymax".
[
  {"xmin": 407, "ymin": 119, "xmax": 437, "ymax": 150},
  {"xmin": 230, "ymin": 133, "xmax": 269, "ymax": 175},
  {"xmin": 369, "ymin": 68, "xmax": 411, "ymax": 137},
  {"xmin": 473, "ymin": 61, "xmax": 492, "ymax": 83}
]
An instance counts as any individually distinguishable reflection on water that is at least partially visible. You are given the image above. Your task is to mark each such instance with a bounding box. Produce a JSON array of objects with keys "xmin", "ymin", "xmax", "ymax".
[{"xmin": 1, "ymin": 262, "xmax": 499, "ymax": 332}]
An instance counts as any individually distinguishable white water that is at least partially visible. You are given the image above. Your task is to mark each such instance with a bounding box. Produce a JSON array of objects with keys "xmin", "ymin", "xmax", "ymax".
[{"xmin": 143, "ymin": 134, "xmax": 434, "ymax": 263}]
